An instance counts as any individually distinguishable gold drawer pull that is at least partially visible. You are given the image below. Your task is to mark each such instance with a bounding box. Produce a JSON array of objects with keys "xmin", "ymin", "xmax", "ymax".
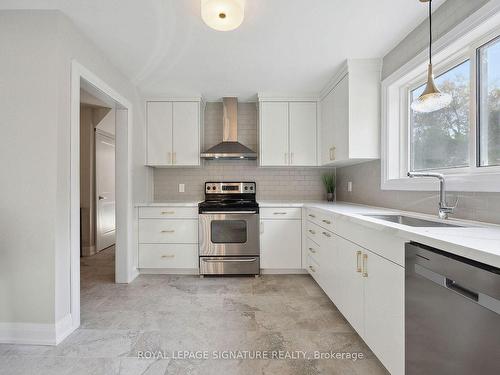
[
  {"xmin": 308, "ymin": 214, "xmax": 316, "ymax": 218},
  {"xmin": 273, "ymin": 212, "xmax": 287, "ymax": 215},
  {"xmin": 322, "ymin": 231, "xmax": 331, "ymax": 238},
  {"xmin": 161, "ymin": 230, "xmax": 175, "ymax": 233},
  {"xmin": 308, "ymin": 229, "xmax": 316, "ymax": 235},
  {"xmin": 161, "ymin": 254, "xmax": 175, "ymax": 258},
  {"xmin": 161, "ymin": 211, "xmax": 175, "ymax": 215},
  {"xmin": 308, "ymin": 247, "xmax": 316, "ymax": 254},
  {"xmin": 309, "ymin": 265, "xmax": 316, "ymax": 273},
  {"xmin": 356, "ymin": 251, "xmax": 362, "ymax": 273},
  {"xmin": 362, "ymin": 254, "xmax": 368, "ymax": 277},
  {"xmin": 322, "ymin": 219, "xmax": 331, "ymax": 224}
]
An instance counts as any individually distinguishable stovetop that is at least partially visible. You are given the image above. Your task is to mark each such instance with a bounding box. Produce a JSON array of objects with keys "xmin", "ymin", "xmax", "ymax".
[{"xmin": 199, "ymin": 182, "xmax": 258, "ymax": 213}]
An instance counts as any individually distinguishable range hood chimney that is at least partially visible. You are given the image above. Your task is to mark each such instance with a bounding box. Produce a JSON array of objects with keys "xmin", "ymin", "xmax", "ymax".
[{"xmin": 200, "ymin": 97, "xmax": 257, "ymax": 160}]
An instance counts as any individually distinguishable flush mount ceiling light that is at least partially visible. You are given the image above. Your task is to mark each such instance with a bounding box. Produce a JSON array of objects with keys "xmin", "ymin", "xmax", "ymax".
[
  {"xmin": 201, "ymin": 0, "xmax": 245, "ymax": 31},
  {"xmin": 411, "ymin": 0, "xmax": 452, "ymax": 113}
]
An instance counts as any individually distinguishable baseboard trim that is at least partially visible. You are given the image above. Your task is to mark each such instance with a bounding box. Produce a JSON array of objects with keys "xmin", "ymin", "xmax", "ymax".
[
  {"xmin": 261, "ymin": 269, "xmax": 308, "ymax": 275},
  {"xmin": 0, "ymin": 314, "xmax": 75, "ymax": 346},
  {"xmin": 139, "ymin": 268, "xmax": 199, "ymax": 275}
]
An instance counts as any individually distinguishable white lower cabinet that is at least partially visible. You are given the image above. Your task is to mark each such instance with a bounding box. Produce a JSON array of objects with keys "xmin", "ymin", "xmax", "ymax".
[
  {"xmin": 260, "ymin": 218, "xmax": 302, "ymax": 269},
  {"xmin": 363, "ymin": 250, "xmax": 404, "ymax": 375},
  {"xmin": 305, "ymin": 209, "xmax": 404, "ymax": 375},
  {"xmin": 137, "ymin": 206, "xmax": 198, "ymax": 272},
  {"xmin": 139, "ymin": 244, "xmax": 198, "ymax": 268}
]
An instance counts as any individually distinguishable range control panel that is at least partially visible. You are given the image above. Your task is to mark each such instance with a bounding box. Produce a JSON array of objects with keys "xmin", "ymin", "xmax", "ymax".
[{"xmin": 205, "ymin": 182, "xmax": 256, "ymax": 194}]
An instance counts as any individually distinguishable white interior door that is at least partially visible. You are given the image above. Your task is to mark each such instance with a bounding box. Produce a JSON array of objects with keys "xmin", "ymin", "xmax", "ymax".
[{"xmin": 96, "ymin": 131, "xmax": 116, "ymax": 251}]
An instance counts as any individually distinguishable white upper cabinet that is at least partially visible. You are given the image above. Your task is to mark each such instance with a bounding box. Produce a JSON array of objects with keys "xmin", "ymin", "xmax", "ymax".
[
  {"xmin": 320, "ymin": 59, "xmax": 381, "ymax": 166},
  {"xmin": 172, "ymin": 102, "xmax": 200, "ymax": 166},
  {"xmin": 259, "ymin": 99, "xmax": 318, "ymax": 166},
  {"xmin": 289, "ymin": 102, "xmax": 317, "ymax": 166},
  {"xmin": 259, "ymin": 102, "xmax": 289, "ymax": 166},
  {"xmin": 146, "ymin": 99, "xmax": 201, "ymax": 167},
  {"xmin": 146, "ymin": 101, "xmax": 173, "ymax": 166}
]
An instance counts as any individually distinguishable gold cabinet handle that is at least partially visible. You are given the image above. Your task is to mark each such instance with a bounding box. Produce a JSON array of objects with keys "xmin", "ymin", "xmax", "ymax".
[
  {"xmin": 273, "ymin": 212, "xmax": 287, "ymax": 215},
  {"xmin": 330, "ymin": 146, "xmax": 336, "ymax": 161},
  {"xmin": 308, "ymin": 214, "xmax": 316, "ymax": 218},
  {"xmin": 308, "ymin": 247, "xmax": 316, "ymax": 254},
  {"xmin": 161, "ymin": 211, "xmax": 175, "ymax": 215},
  {"xmin": 161, "ymin": 254, "xmax": 175, "ymax": 258},
  {"xmin": 322, "ymin": 219, "xmax": 331, "ymax": 225},
  {"xmin": 356, "ymin": 251, "xmax": 362, "ymax": 273},
  {"xmin": 362, "ymin": 253, "xmax": 368, "ymax": 277},
  {"xmin": 309, "ymin": 265, "xmax": 316, "ymax": 273},
  {"xmin": 308, "ymin": 229, "xmax": 316, "ymax": 235},
  {"xmin": 161, "ymin": 230, "xmax": 175, "ymax": 233},
  {"xmin": 322, "ymin": 231, "xmax": 331, "ymax": 238},
  {"xmin": 172, "ymin": 152, "xmax": 176, "ymax": 165}
]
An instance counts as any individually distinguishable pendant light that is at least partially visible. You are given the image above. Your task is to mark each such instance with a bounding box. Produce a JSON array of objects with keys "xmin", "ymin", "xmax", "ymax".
[
  {"xmin": 201, "ymin": 0, "xmax": 245, "ymax": 31},
  {"xmin": 411, "ymin": 0, "xmax": 452, "ymax": 113}
]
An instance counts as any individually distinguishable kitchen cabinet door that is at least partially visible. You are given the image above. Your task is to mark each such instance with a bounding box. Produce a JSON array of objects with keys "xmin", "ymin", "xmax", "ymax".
[
  {"xmin": 173, "ymin": 102, "xmax": 200, "ymax": 166},
  {"xmin": 363, "ymin": 250, "xmax": 404, "ymax": 375},
  {"xmin": 146, "ymin": 101, "xmax": 173, "ymax": 165},
  {"xmin": 331, "ymin": 75, "xmax": 349, "ymax": 163},
  {"xmin": 289, "ymin": 102, "xmax": 317, "ymax": 166},
  {"xmin": 260, "ymin": 102, "xmax": 289, "ymax": 166},
  {"xmin": 335, "ymin": 235, "xmax": 364, "ymax": 335},
  {"xmin": 321, "ymin": 89, "xmax": 335, "ymax": 165},
  {"xmin": 260, "ymin": 219, "xmax": 302, "ymax": 269}
]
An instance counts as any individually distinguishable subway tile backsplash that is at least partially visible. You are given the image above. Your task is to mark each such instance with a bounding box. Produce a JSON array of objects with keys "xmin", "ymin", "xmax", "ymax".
[{"xmin": 153, "ymin": 102, "xmax": 335, "ymax": 201}]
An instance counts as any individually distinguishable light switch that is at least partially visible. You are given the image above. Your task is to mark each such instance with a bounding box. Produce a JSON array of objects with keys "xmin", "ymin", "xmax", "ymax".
[
  {"xmin": 347, "ymin": 181, "xmax": 353, "ymax": 192},
  {"xmin": 179, "ymin": 184, "xmax": 185, "ymax": 193}
]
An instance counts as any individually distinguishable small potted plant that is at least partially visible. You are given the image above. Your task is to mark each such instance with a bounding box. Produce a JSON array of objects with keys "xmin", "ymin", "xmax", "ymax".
[{"xmin": 322, "ymin": 174, "xmax": 336, "ymax": 202}]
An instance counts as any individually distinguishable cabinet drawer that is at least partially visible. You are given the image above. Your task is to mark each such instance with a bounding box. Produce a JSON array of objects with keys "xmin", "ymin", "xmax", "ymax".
[
  {"xmin": 306, "ymin": 208, "xmax": 334, "ymax": 231},
  {"xmin": 306, "ymin": 255, "xmax": 321, "ymax": 281},
  {"xmin": 306, "ymin": 237, "xmax": 321, "ymax": 265},
  {"xmin": 138, "ymin": 206, "xmax": 198, "ymax": 219},
  {"xmin": 260, "ymin": 207, "xmax": 302, "ymax": 220},
  {"xmin": 139, "ymin": 219, "xmax": 198, "ymax": 244},
  {"xmin": 139, "ymin": 244, "xmax": 198, "ymax": 268},
  {"xmin": 305, "ymin": 221, "xmax": 325, "ymax": 245}
]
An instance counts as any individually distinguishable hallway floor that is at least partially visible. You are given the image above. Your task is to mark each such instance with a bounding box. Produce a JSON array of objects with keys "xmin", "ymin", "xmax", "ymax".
[{"xmin": 0, "ymin": 247, "xmax": 388, "ymax": 374}]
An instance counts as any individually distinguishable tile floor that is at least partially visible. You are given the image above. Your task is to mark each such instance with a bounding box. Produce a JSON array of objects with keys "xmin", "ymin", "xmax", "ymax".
[{"xmin": 0, "ymin": 247, "xmax": 388, "ymax": 374}]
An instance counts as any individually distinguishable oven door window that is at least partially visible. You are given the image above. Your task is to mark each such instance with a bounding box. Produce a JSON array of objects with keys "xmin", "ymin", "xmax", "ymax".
[{"xmin": 211, "ymin": 220, "xmax": 247, "ymax": 244}]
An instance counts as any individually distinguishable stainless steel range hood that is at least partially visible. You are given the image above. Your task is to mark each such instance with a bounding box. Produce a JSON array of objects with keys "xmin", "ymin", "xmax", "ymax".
[{"xmin": 201, "ymin": 97, "xmax": 257, "ymax": 160}]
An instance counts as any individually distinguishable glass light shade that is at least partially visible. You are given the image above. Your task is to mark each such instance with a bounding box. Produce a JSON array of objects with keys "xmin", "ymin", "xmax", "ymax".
[
  {"xmin": 411, "ymin": 64, "xmax": 452, "ymax": 113},
  {"xmin": 201, "ymin": 0, "xmax": 245, "ymax": 31}
]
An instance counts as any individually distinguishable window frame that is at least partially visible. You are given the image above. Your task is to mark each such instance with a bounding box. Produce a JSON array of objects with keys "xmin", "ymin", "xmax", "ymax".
[{"xmin": 381, "ymin": 5, "xmax": 500, "ymax": 192}]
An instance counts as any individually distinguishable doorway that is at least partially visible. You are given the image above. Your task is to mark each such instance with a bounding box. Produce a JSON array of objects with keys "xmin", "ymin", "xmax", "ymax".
[
  {"xmin": 80, "ymin": 88, "xmax": 116, "ymax": 258},
  {"xmin": 70, "ymin": 61, "xmax": 136, "ymax": 332}
]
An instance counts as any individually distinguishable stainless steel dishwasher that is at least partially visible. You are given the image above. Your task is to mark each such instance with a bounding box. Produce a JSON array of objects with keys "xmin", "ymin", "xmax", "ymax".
[{"xmin": 405, "ymin": 242, "xmax": 500, "ymax": 375}]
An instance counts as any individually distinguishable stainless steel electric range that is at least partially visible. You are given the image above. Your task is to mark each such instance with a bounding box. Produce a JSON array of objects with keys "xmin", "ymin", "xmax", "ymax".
[{"xmin": 198, "ymin": 182, "xmax": 260, "ymax": 276}]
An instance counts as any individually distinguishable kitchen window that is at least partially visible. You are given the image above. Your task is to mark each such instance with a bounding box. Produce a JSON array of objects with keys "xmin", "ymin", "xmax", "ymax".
[
  {"xmin": 409, "ymin": 60, "xmax": 471, "ymax": 172},
  {"xmin": 478, "ymin": 36, "xmax": 500, "ymax": 167},
  {"xmin": 381, "ymin": 10, "xmax": 500, "ymax": 192}
]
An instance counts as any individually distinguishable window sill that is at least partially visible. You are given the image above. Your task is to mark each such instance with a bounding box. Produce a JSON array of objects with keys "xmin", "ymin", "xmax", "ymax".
[{"xmin": 382, "ymin": 171, "xmax": 500, "ymax": 192}]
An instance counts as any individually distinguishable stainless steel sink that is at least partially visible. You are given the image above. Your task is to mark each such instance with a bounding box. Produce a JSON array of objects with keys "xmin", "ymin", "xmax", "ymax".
[{"xmin": 363, "ymin": 214, "xmax": 465, "ymax": 228}]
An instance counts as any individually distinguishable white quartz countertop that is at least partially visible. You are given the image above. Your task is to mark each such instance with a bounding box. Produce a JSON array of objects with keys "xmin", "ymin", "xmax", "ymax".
[
  {"xmin": 301, "ymin": 201, "xmax": 500, "ymax": 269},
  {"xmin": 135, "ymin": 201, "xmax": 200, "ymax": 207}
]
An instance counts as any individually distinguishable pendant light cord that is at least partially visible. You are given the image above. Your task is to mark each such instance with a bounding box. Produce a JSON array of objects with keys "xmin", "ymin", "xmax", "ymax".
[{"xmin": 429, "ymin": 0, "xmax": 432, "ymax": 65}]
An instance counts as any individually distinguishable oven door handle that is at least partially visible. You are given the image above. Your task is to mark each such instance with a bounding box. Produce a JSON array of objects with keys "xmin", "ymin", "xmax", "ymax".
[
  {"xmin": 202, "ymin": 258, "xmax": 258, "ymax": 263},
  {"xmin": 200, "ymin": 211, "xmax": 258, "ymax": 214}
]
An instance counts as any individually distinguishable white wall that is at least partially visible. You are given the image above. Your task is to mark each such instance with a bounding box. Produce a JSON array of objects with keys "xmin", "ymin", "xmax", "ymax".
[{"xmin": 0, "ymin": 10, "xmax": 150, "ymax": 329}]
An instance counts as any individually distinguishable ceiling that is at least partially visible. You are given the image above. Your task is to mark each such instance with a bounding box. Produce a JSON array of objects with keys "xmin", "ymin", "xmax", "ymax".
[{"xmin": 1, "ymin": 0, "xmax": 445, "ymax": 101}]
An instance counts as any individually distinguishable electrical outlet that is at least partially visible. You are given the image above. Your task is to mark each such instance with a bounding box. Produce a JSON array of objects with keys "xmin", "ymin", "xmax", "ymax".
[
  {"xmin": 179, "ymin": 183, "xmax": 185, "ymax": 193},
  {"xmin": 347, "ymin": 181, "xmax": 353, "ymax": 192}
]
